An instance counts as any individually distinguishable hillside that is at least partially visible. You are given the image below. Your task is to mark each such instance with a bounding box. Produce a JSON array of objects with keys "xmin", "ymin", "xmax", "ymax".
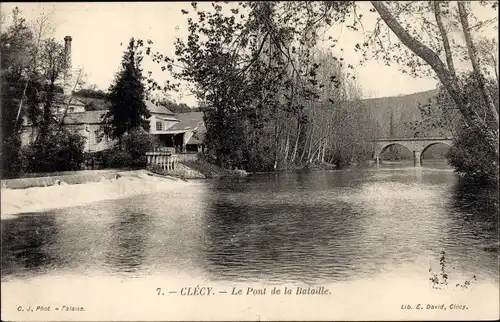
[
  {"xmin": 361, "ymin": 89, "xmax": 452, "ymax": 159},
  {"xmin": 361, "ymin": 89, "xmax": 450, "ymax": 138}
]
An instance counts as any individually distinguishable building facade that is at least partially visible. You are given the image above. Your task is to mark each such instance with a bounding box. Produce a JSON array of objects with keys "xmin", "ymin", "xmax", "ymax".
[{"xmin": 20, "ymin": 36, "xmax": 205, "ymax": 154}]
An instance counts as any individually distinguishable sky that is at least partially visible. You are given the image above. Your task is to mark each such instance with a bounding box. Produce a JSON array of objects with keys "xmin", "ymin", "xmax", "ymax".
[{"xmin": 1, "ymin": 2, "xmax": 497, "ymax": 106}]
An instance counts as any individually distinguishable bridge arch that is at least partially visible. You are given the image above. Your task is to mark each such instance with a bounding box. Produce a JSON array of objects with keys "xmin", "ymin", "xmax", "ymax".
[
  {"xmin": 371, "ymin": 137, "xmax": 453, "ymax": 167},
  {"xmin": 376, "ymin": 143, "xmax": 413, "ymax": 160},
  {"xmin": 420, "ymin": 141, "xmax": 452, "ymax": 157}
]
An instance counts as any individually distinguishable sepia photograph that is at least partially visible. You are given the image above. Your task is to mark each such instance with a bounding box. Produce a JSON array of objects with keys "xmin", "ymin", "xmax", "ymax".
[{"xmin": 1, "ymin": 1, "xmax": 499, "ymax": 321}]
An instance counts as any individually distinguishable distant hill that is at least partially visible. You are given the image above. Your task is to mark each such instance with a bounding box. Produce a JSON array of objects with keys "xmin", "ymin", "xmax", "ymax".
[
  {"xmin": 361, "ymin": 89, "xmax": 452, "ymax": 160},
  {"xmin": 361, "ymin": 89, "xmax": 452, "ymax": 138}
]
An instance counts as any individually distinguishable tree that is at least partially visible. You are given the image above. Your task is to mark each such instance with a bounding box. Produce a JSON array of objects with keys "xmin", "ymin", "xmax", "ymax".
[
  {"xmin": 369, "ymin": 1, "xmax": 498, "ymax": 136},
  {"xmin": 142, "ymin": 1, "xmax": 497, "ymax": 177},
  {"xmin": 102, "ymin": 38, "xmax": 151, "ymax": 143},
  {"xmin": 74, "ymin": 86, "xmax": 108, "ymax": 100},
  {"xmin": 365, "ymin": 1, "xmax": 498, "ymax": 183},
  {"xmin": 476, "ymin": 37, "xmax": 499, "ymax": 85},
  {"xmin": 142, "ymin": 2, "xmax": 375, "ymax": 171},
  {"xmin": 0, "ymin": 7, "xmax": 34, "ymax": 178},
  {"xmin": 1, "ymin": 7, "xmax": 86, "ymax": 177}
]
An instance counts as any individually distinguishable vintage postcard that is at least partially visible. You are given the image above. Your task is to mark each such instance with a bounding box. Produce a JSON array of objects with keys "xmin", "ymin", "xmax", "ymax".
[{"xmin": 1, "ymin": 1, "xmax": 499, "ymax": 321}]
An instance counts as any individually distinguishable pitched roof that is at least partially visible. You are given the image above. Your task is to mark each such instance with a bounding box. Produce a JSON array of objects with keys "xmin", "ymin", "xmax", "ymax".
[
  {"xmin": 146, "ymin": 100, "xmax": 175, "ymax": 115},
  {"xmin": 61, "ymin": 110, "xmax": 107, "ymax": 125},
  {"xmin": 166, "ymin": 112, "xmax": 204, "ymax": 131},
  {"xmin": 76, "ymin": 96, "xmax": 111, "ymax": 110},
  {"xmin": 187, "ymin": 130, "xmax": 205, "ymax": 145},
  {"xmin": 54, "ymin": 93, "xmax": 86, "ymax": 106}
]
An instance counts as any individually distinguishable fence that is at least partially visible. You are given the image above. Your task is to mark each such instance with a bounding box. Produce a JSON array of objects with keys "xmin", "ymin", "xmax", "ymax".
[{"xmin": 146, "ymin": 151, "xmax": 178, "ymax": 171}]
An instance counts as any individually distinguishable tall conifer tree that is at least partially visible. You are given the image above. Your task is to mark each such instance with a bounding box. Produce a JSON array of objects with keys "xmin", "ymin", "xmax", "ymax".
[{"xmin": 103, "ymin": 38, "xmax": 150, "ymax": 142}]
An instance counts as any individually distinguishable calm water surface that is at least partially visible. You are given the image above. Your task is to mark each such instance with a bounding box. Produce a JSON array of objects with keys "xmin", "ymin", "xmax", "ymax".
[{"xmin": 2, "ymin": 162, "xmax": 498, "ymax": 285}]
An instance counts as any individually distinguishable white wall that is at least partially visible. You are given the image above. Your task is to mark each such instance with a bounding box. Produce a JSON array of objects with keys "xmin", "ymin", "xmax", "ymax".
[{"xmin": 149, "ymin": 114, "xmax": 179, "ymax": 134}]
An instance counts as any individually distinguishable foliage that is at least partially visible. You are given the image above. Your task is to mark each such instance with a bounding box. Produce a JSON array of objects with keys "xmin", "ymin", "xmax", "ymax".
[
  {"xmin": 1, "ymin": 7, "xmax": 71, "ymax": 177},
  {"xmin": 142, "ymin": 2, "xmax": 375, "ymax": 171},
  {"xmin": 1, "ymin": 135, "xmax": 24, "ymax": 179},
  {"xmin": 102, "ymin": 38, "xmax": 151, "ymax": 141},
  {"xmin": 1, "ymin": 7, "xmax": 34, "ymax": 178},
  {"xmin": 148, "ymin": 93, "xmax": 198, "ymax": 113},
  {"xmin": 105, "ymin": 149, "xmax": 133, "ymax": 169},
  {"xmin": 21, "ymin": 127, "xmax": 86, "ymax": 173},
  {"xmin": 446, "ymin": 123, "xmax": 499, "ymax": 184},
  {"xmin": 429, "ymin": 251, "xmax": 449, "ymax": 289},
  {"xmin": 160, "ymin": 100, "xmax": 197, "ymax": 113},
  {"xmin": 106, "ymin": 129, "xmax": 160, "ymax": 169},
  {"xmin": 181, "ymin": 155, "xmax": 248, "ymax": 179},
  {"xmin": 137, "ymin": 1, "xmax": 497, "ymax": 178},
  {"xmin": 408, "ymin": 72, "xmax": 499, "ymax": 184},
  {"xmin": 429, "ymin": 250, "xmax": 478, "ymax": 290},
  {"xmin": 74, "ymin": 87, "xmax": 109, "ymax": 100}
]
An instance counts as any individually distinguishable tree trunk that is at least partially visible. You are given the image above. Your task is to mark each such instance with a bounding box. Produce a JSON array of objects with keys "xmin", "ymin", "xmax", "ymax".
[
  {"xmin": 370, "ymin": 1, "xmax": 476, "ymax": 129},
  {"xmin": 457, "ymin": 1, "xmax": 499, "ymax": 127},
  {"xmin": 433, "ymin": 1, "xmax": 456, "ymax": 76},
  {"xmin": 291, "ymin": 121, "xmax": 301, "ymax": 163}
]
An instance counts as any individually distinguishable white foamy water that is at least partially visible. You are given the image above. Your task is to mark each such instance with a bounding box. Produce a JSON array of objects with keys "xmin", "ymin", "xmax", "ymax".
[{"xmin": 1, "ymin": 172, "xmax": 195, "ymax": 218}]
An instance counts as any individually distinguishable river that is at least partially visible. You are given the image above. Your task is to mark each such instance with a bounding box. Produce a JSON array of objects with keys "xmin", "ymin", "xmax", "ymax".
[{"xmin": 1, "ymin": 161, "xmax": 498, "ymax": 320}]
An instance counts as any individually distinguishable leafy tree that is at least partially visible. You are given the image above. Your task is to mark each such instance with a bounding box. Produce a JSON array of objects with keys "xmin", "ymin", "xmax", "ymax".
[
  {"xmin": 142, "ymin": 2, "xmax": 371, "ymax": 171},
  {"xmin": 106, "ymin": 128, "xmax": 160, "ymax": 169},
  {"xmin": 74, "ymin": 86, "xmax": 109, "ymax": 100},
  {"xmin": 21, "ymin": 127, "xmax": 86, "ymax": 173},
  {"xmin": 140, "ymin": 1, "xmax": 497, "ymax": 178},
  {"xmin": 0, "ymin": 7, "xmax": 34, "ymax": 178},
  {"xmin": 102, "ymin": 38, "xmax": 151, "ymax": 143},
  {"xmin": 1, "ymin": 7, "xmax": 86, "ymax": 177}
]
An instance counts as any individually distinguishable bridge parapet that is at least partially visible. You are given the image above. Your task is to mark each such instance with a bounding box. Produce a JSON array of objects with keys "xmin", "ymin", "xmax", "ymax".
[{"xmin": 371, "ymin": 137, "xmax": 453, "ymax": 166}]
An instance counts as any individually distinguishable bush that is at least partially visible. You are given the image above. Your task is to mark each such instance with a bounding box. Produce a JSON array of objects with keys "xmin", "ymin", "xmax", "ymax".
[
  {"xmin": 22, "ymin": 129, "xmax": 86, "ymax": 173},
  {"xmin": 446, "ymin": 124, "xmax": 498, "ymax": 185},
  {"xmin": 105, "ymin": 149, "xmax": 133, "ymax": 169},
  {"xmin": 106, "ymin": 128, "xmax": 160, "ymax": 169},
  {"xmin": 1, "ymin": 133, "xmax": 23, "ymax": 179},
  {"xmin": 182, "ymin": 154, "xmax": 248, "ymax": 178}
]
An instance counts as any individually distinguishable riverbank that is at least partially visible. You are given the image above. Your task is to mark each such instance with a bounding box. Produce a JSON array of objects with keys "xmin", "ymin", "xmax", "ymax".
[
  {"xmin": 0, "ymin": 170, "xmax": 192, "ymax": 219},
  {"xmin": 148, "ymin": 159, "xmax": 248, "ymax": 179}
]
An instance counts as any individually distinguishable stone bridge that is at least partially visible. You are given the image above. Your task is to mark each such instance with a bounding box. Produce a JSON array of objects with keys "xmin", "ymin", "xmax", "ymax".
[{"xmin": 371, "ymin": 137, "xmax": 453, "ymax": 166}]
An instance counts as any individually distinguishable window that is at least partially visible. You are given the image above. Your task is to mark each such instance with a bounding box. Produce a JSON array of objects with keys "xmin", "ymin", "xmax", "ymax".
[
  {"xmin": 156, "ymin": 121, "xmax": 162, "ymax": 131},
  {"xmin": 94, "ymin": 130, "xmax": 102, "ymax": 144}
]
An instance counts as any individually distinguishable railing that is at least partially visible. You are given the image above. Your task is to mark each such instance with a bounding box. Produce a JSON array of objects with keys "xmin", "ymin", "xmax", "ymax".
[{"xmin": 146, "ymin": 151, "xmax": 178, "ymax": 170}]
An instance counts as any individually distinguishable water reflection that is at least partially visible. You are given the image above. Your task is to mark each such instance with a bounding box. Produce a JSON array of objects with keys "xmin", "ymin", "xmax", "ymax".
[
  {"xmin": 1, "ymin": 214, "xmax": 60, "ymax": 277},
  {"xmin": 202, "ymin": 176, "xmax": 376, "ymax": 283},
  {"xmin": 447, "ymin": 179, "xmax": 498, "ymax": 255},
  {"xmin": 1, "ymin": 168, "xmax": 498, "ymax": 286},
  {"xmin": 104, "ymin": 209, "xmax": 152, "ymax": 275}
]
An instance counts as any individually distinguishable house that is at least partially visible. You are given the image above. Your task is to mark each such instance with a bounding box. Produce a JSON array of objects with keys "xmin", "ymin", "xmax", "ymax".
[
  {"xmin": 20, "ymin": 35, "xmax": 206, "ymax": 154},
  {"xmin": 157, "ymin": 112, "xmax": 206, "ymax": 153},
  {"xmin": 21, "ymin": 99, "xmax": 205, "ymax": 154}
]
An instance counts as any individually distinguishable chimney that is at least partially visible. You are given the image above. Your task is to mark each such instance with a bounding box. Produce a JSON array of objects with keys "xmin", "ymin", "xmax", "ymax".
[{"xmin": 63, "ymin": 36, "xmax": 72, "ymax": 96}]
